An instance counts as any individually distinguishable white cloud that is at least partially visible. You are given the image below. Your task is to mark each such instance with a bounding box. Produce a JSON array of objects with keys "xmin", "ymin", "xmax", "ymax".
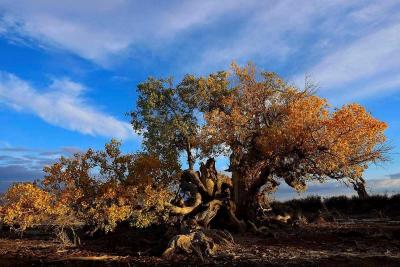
[
  {"xmin": 195, "ymin": 0, "xmax": 350, "ymax": 70},
  {"xmin": 348, "ymin": 0, "xmax": 400, "ymax": 23},
  {"xmin": 0, "ymin": 0, "xmax": 399, "ymax": 100},
  {"xmin": 0, "ymin": 0, "xmax": 253, "ymax": 65},
  {"xmin": 0, "ymin": 0, "xmax": 373, "ymax": 69},
  {"xmin": 332, "ymin": 74, "xmax": 400, "ymax": 103},
  {"xmin": 290, "ymin": 6, "xmax": 400, "ymax": 102},
  {"xmin": 0, "ymin": 72, "xmax": 135, "ymax": 139},
  {"xmin": 297, "ymin": 23, "xmax": 400, "ymax": 90}
]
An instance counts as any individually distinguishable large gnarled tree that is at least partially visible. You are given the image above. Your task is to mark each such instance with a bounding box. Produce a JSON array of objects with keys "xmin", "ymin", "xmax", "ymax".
[
  {"xmin": 129, "ymin": 63, "xmax": 388, "ymax": 257},
  {"xmin": 200, "ymin": 64, "xmax": 388, "ymax": 219}
]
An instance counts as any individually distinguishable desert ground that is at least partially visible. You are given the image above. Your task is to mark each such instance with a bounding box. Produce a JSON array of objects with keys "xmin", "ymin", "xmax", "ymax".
[{"xmin": 1, "ymin": 196, "xmax": 399, "ymax": 267}]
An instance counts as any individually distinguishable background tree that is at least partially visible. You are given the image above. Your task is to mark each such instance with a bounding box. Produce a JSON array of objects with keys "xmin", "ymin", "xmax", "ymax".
[
  {"xmin": 0, "ymin": 140, "xmax": 173, "ymax": 243},
  {"xmin": 42, "ymin": 139, "xmax": 172, "ymax": 232},
  {"xmin": 0, "ymin": 183, "xmax": 79, "ymax": 244},
  {"xmin": 130, "ymin": 77, "xmax": 200, "ymax": 176}
]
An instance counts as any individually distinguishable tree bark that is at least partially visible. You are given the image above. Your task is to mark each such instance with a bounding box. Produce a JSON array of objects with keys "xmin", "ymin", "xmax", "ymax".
[
  {"xmin": 230, "ymin": 155, "xmax": 273, "ymax": 221},
  {"xmin": 352, "ymin": 178, "xmax": 369, "ymax": 199},
  {"xmin": 163, "ymin": 158, "xmax": 245, "ymax": 259},
  {"xmin": 186, "ymin": 141, "xmax": 194, "ymax": 170}
]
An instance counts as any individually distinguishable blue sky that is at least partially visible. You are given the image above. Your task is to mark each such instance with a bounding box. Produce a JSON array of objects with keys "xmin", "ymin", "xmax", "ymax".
[{"xmin": 0, "ymin": 0, "xmax": 400, "ymax": 198}]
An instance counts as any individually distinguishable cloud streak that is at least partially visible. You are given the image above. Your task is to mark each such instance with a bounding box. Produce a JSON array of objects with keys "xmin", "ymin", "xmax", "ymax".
[
  {"xmin": 1, "ymin": 0, "xmax": 398, "ymax": 102},
  {"xmin": 0, "ymin": 72, "xmax": 135, "ymax": 139},
  {"xmin": 387, "ymin": 173, "xmax": 400, "ymax": 180},
  {"xmin": 296, "ymin": 23, "xmax": 400, "ymax": 90},
  {"xmin": 0, "ymin": 145, "xmax": 84, "ymax": 191},
  {"xmin": 0, "ymin": 0, "xmax": 252, "ymax": 65}
]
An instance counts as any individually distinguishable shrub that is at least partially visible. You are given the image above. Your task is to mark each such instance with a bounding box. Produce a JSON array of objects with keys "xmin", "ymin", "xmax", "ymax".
[{"xmin": 0, "ymin": 183, "xmax": 77, "ymax": 237}]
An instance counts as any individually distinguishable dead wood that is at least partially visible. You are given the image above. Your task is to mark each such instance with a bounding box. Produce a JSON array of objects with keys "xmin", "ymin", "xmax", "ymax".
[{"xmin": 162, "ymin": 228, "xmax": 234, "ymax": 261}]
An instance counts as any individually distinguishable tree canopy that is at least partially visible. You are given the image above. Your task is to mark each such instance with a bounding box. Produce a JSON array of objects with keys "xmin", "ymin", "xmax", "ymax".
[
  {"xmin": 130, "ymin": 77, "xmax": 200, "ymax": 174},
  {"xmin": 199, "ymin": 64, "xmax": 388, "ymax": 215}
]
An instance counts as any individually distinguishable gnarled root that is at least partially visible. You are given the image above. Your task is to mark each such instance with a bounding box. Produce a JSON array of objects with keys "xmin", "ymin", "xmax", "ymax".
[
  {"xmin": 162, "ymin": 229, "xmax": 234, "ymax": 261},
  {"xmin": 162, "ymin": 160, "xmax": 245, "ymax": 260}
]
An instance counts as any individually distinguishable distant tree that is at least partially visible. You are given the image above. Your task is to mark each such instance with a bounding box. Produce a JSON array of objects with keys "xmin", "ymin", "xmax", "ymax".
[
  {"xmin": 1, "ymin": 183, "xmax": 57, "ymax": 233},
  {"xmin": 0, "ymin": 183, "xmax": 78, "ymax": 244}
]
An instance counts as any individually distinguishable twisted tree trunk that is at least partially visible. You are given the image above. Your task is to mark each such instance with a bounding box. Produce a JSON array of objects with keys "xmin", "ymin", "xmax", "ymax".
[
  {"xmin": 352, "ymin": 177, "xmax": 369, "ymax": 199},
  {"xmin": 163, "ymin": 158, "xmax": 245, "ymax": 260}
]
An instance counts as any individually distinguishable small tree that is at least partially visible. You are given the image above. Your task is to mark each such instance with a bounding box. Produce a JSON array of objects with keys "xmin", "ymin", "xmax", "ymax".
[
  {"xmin": 1, "ymin": 183, "xmax": 56, "ymax": 234},
  {"xmin": 0, "ymin": 183, "xmax": 78, "ymax": 244},
  {"xmin": 42, "ymin": 140, "xmax": 172, "ymax": 234}
]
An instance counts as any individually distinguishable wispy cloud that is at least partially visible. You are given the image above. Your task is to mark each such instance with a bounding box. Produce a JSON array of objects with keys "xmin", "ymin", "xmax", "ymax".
[
  {"xmin": 289, "ymin": 0, "xmax": 400, "ymax": 102},
  {"xmin": 194, "ymin": 0, "xmax": 358, "ymax": 71},
  {"xmin": 0, "ymin": 147, "xmax": 34, "ymax": 152},
  {"xmin": 0, "ymin": 1, "xmax": 399, "ymax": 116},
  {"xmin": 0, "ymin": 0, "xmax": 253, "ymax": 65},
  {"xmin": 0, "ymin": 145, "xmax": 84, "ymax": 189},
  {"xmin": 0, "ymin": 72, "xmax": 135, "ymax": 139},
  {"xmin": 1, "ymin": 0, "xmax": 399, "ymax": 85},
  {"xmin": 387, "ymin": 173, "xmax": 400, "ymax": 180},
  {"xmin": 295, "ymin": 23, "xmax": 400, "ymax": 90},
  {"xmin": 0, "ymin": 165, "xmax": 43, "ymax": 181}
]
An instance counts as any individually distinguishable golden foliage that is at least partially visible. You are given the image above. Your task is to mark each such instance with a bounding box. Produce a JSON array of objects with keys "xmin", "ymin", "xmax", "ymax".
[
  {"xmin": 1, "ymin": 140, "xmax": 173, "ymax": 235},
  {"xmin": 131, "ymin": 185, "xmax": 172, "ymax": 228},
  {"xmin": 0, "ymin": 183, "xmax": 74, "ymax": 233},
  {"xmin": 201, "ymin": 63, "xmax": 388, "ymax": 192}
]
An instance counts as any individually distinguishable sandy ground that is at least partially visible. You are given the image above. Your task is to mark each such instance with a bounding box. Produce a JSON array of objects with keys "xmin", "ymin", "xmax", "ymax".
[{"xmin": 0, "ymin": 219, "xmax": 399, "ymax": 266}]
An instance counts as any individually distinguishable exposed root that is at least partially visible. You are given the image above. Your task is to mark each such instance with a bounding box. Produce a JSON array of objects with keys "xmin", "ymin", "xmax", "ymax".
[
  {"xmin": 248, "ymin": 221, "xmax": 271, "ymax": 235},
  {"xmin": 249, "ymin": 214, "xmax": 292, "ymax": 237},
  {"xmin": 226, "ymin": 202, "xmax": 246, "ymax": 232},
  {"xmin": 162, "ymin": 229, "xmax": 234, "ymax": 261},
  {"xmin": 165, "ymin": 192, "xmax": 202, "ymax": 215},
  {"xmin": 162, "ymin": 160, "xmax": 246, "ymax": 260}
]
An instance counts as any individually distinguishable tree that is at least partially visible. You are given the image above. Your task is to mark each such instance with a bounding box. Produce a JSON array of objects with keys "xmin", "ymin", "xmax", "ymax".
[
  {"xmin": 200, "ymin": 63, "xmax": 389, "ymax": 219},
  {"xmin": 0, "ymin": 183, "xmax": 79, "ymax": 244},
  {"xmin": 127, "ymin": 63, "xmax": 388, "ymax": 258},
  {"xmin": 41, "ymin": 139, "xmax": 172, "ymax": 233},
  {"xmin": 130, "ymin": 77, "xmax": 200, "ymax": 175},
  {"xmin": 0, "ymin": 140, "xmax": 173, "ymax": 244},
  {"xmin": 1, "ymin": 183, "xmax": 59, "ymax": 233},
  {"xmin": 0, "ymin": 63, "xmax": 388, "ymax": 260}
]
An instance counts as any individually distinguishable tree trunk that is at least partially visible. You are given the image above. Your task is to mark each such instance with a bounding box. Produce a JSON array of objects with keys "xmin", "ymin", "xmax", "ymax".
[
  {"xmin": 186, "ymin": 141, "xmax": 194, "ymax": 170},
  {"xmin": 163, "ymin": 158, "xmax": 245, "ymax": 260},
  {"xmin": 353, "ymin": 178, "xmax": 369, "ymax": 199},
  {"xmin": 231, "ymin": 157, "xmax": 275, "ymax": 221},
  {"xmin": 229, "ymin": 149, "xmax": 250, "ymax": 220},
  {"xmin": 231, "ymin": 169, "xmax": 251, "ymax": 220}
]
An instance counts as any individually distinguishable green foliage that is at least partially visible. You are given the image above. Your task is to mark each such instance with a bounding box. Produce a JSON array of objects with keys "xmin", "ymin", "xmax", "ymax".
[{"xmin": 130, "ymin": 77, "xmax": 200, "ymax": 173}]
